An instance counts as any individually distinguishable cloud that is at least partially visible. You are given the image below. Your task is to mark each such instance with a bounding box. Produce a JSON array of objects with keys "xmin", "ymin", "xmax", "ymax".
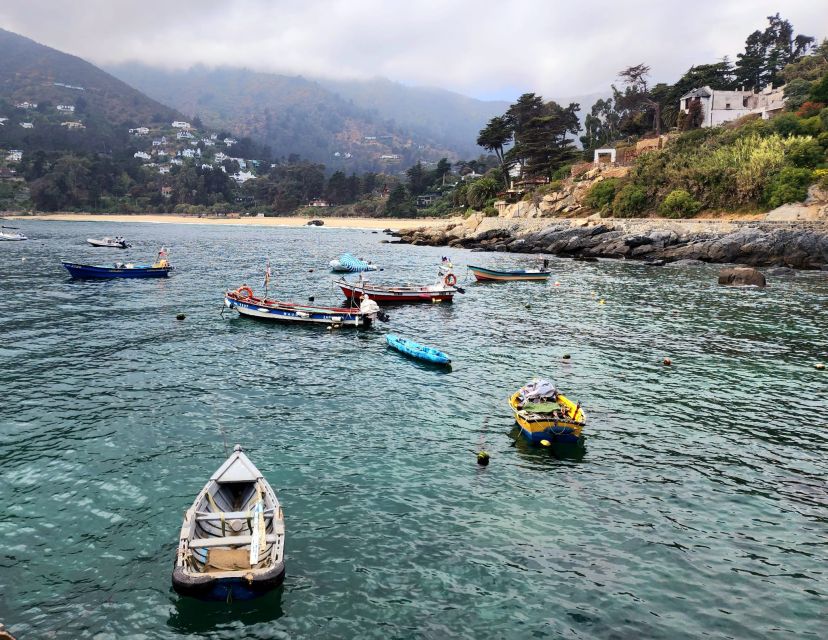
[{"xmin": 0, "ymin": 0, "xmax": 824, "ymax": 101}]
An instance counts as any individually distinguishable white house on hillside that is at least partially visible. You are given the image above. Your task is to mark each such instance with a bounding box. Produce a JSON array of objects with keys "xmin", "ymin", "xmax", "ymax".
[
  {"xmin": 130, "ymin": 127, "xmax": 150, "ymax": 135},
  {"xmin": 134, "ymin": 151, "xmax": 151, "ymax": 160},
  {"xmin": 172, "ymin": 121, "xmax": 191, "ymax": 129},
  {"xmin": 679, "ymin": 84, "xmax": 787, "ymax": 128},
  {"xmin": 6, "ymin": 150, "xmax": 23, "ymax": 162},
  {"xmin": 177, "ymin": 130, "xmax": 194, "ymax": 140},
  {"xmin": 15, "ymin": 101, "xmax": 37, "ymax": 109},
  {"xmin": 20, "ymin": 122, "xmax": 33, "ymax": 129},
  {"xmin": 56, "ymin": 104, "xmax": 75, "ymax": 113}
]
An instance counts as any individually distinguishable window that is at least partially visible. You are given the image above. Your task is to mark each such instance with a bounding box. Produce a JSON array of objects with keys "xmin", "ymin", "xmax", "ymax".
[{"xmin": 725, "ymin": 103, "xmax": 731, "ymax": 109}]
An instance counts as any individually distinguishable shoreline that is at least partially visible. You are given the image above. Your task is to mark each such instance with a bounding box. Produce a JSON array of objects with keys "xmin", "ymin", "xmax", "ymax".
[
  {"xmin": 398, "ymin": 214, "xmax": 828, "ymax": 270},
  {"xmin": 4, "ymin": 213, "xmax": 442, "ymax": 230}
]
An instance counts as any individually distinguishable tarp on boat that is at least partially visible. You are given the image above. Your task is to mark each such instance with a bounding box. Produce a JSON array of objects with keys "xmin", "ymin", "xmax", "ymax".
[{"xmin": 517, "ymin": 379, "xmax": 557, "ymax": 405}]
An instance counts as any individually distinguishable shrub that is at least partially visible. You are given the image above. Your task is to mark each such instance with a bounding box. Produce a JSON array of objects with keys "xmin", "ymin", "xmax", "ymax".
[
  {"xmin": 810, "ymin": 73, "xmax": 828, "ymax": 103},
  {"xmin": 584, "ymin": 178, "xmax": 619, "ymax": 211},
  {"xmin": 818, "ymin": 132, "xmax": 828, "ymax": 150},
  {"xmin": 784, "ymin": 78, "xmax": 815, "ymax": 110},
  {"xmin": 465, "ymin": 177, "xmax": 500, "ymax": 210},
  {"xmin": 796, "ymin": 101, "xmax": 826, "ymax": 118},
  {"xmin": 762, "ymin": 167, "xmax": 814, "ymax": 208},
  {"xmin": 773, "ymin": 113, "xmax": 803, "ymax": 137},
  {"xmin": 483, "ymin": 205, "xmax": 499, "ymax": 217},
  {"xmin": 814, "ymin": 168, "xmax": 828, "ymax": 190},
  {"xmin": 660, "ymin": 189, "xmax": 702, "ymax": 218},
  {"xmin": 551, "ymin": 164, "xmax": 572, "ymax": 181},
  {"xmin": 786, "ymin": 138, "xmax": 825, "ymax": 168},
  {"xmin": 821, "ymin": 107, "xmax": 828, "ymax": 131},
  {"xmin": 611, "ymin": 184, "xmax": 649, "ymax": 217}
]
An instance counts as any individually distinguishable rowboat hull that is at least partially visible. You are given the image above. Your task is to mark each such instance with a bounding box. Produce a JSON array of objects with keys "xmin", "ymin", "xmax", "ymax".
[
  {"xmin": 386, "ymin": 334, "xmax": 451, "ymax": 366},
  {"xmin": 173, "ymin": 445, "xmax": 286, "ymax": 601},
  {"xmin": 62, "ymin": 262, "xmax": 171, "ymax": 278},
  {"xmin": 509, "ymin": 391, "xmax": 584, "ymax": 444},
  {"xmin": 338, "ymin": 280, "xmax": 454, "ymax": 303},
  {"xmin": 468, "ymin": 265, "xmax": 551, "ymax": 282},
  {"xmin": 225, "ymin": 290, "xmax": 375, "ymax": 327}
]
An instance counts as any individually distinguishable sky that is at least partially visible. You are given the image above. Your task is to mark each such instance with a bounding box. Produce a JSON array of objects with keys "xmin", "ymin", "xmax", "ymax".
[{"xmin": 0, "ymin": 0, "xmax": 825, "ymax": 103}]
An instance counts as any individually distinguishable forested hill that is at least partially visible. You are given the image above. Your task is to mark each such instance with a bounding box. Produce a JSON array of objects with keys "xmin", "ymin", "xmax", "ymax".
[
  {"xmin": 107, "ymin": 64, "xmax": 506, "ymax": 171},
  {"xmin": 315, "ymin": 77, "xmax": 509, "ymax": 156},
  {"xmin": 0, "ymin": 28, "xmax": 181, "ymax": 153}
]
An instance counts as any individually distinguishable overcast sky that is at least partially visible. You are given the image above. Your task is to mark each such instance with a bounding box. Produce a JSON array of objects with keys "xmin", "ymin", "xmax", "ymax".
[{"xmin": 1, "ymin": 1, "xmax": 825, "ymax": 102}]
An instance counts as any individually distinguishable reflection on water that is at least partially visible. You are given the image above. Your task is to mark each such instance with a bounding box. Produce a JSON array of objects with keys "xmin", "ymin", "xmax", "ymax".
[
  {"xmin": 167, "ymin": 587, "xmax": 285, "ymax": 634},
  {"xmin": 508, "ymin": 426, "xmax": 587, "ymax": 464}
]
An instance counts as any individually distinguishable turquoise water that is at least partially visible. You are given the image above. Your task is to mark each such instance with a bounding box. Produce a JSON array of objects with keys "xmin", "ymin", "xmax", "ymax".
[{"xmin": 0, "ymin": 221, "xmax": 825, "ymax": 639}]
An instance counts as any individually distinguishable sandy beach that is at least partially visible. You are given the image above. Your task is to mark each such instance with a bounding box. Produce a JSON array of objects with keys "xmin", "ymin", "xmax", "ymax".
[{"xmin": 5, "ymin": 213, "xmax": 443, "ymax": 230}]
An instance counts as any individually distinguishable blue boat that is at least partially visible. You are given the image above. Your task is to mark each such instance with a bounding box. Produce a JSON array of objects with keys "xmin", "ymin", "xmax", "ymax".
[
  {"xmin": 62, "ymin": 249, "xmax": 172, "ymax": 279},
  {"xmin": 386, "ymin": 334, "xmax": 451, "ymax": 366},
  {"xmin": 62, "ymin": 261, "xmax": 172, "ymax": 279}
]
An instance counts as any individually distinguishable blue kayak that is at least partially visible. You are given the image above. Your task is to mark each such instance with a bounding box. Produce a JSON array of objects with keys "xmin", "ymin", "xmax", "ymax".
[{"xmin": 386, "ymin": 334, "xmax": 451, "ymax": 366}]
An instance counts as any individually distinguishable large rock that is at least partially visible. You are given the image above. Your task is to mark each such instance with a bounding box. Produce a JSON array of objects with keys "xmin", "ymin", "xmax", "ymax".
[{"xmin": 717, "ymin": 267, "xmax": 766, "ymax": 287}]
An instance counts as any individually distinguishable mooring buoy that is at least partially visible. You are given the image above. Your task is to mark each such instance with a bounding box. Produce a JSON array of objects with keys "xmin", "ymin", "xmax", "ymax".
[
  {"xmin": 477, "ymin": 451, "xmax": 490, "ymax": 466},
  {"xmin": 176, "ymin": 313, "xmax": 186, "ymax": 321},
  {"xmin": 663, "ymin": 357, "xmax": 672, "ymax": 366}
]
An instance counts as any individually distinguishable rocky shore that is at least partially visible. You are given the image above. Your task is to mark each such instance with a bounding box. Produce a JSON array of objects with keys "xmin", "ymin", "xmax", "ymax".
[{"xmin": 394, "ymin": 213, "xmax": 828, "ymax": 270}]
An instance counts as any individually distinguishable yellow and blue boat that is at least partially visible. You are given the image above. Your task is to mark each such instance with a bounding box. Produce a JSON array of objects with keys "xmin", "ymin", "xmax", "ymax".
[{"xmin": 509, "ymin": 380, "xmax": 585, "ymax": 445}]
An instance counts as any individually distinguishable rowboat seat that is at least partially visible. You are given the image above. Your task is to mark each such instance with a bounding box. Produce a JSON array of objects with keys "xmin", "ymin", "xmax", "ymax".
[
  {"xmin": 196, "ymin": 509, "xmax": 275, "ymax": 521},
  {"xmin": 189, "ymin": 532, "xmax": 281, "ymax": 549}
]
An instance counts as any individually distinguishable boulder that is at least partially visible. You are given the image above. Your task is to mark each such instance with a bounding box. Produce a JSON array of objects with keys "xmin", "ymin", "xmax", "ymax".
[{"xmin": 717, "ymin": 267, "xmax": 766, "ymax": 287}]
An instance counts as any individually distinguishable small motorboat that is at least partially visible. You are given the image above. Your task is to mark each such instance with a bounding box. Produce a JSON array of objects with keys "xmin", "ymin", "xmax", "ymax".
[
  {"xmin": 468, "ymin": 265, "xmax": 551, "ymax": 282},
  {"xmin": 225, "ymin": 286, "xmax": 382, "ymax": 327},
  {"xmin": 0, "ymin": 231, "xmax": 27, "ymax": 241},
  {"xmin": 509, "ymin": 379, "xmax": 585, "ymax": 445},
  {"xmin": 386, "ymin": 334, "xmax": 451, "ymax": 366},
  {"xmin": 172, "ymin": 445, "xmax": 286, "ymax": 601},
  {"xmin": 62, "ymin": 248, "xmax": 172, "ymax": 279},
  {"xmin": 329, "ymin": 253, "xmax": 379, "ymax": 273},
  {"xmin": 87, "ymin": 236, "xmax": 130, "ymax": 248}
]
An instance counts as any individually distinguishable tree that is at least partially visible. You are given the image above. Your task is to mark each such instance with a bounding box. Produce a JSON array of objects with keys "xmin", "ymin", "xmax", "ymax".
[
  {"xmin": 406, "ymin": 162, "xmax": 429, "ymax": 196},
  {"xmin": 476, "ymin": 116, "xmax": 512, "ymax": 183},
  {"xmin": 736, "ymin": 14, "xmax": 814, "ymax": 90},
  {"xmin": 494, "ymin": 93, "xmax": 580, "ymax": 178},
  {"xmin": 613, "ymin": 64, "xmax": 661, "ymax": 136},
  {"xmin": 325, "ymin": 170, "xmax": 347, "ymax": 204},
  {"xmin": 385, "ymin": 184, "xmax": 415, "ymax": 217}
]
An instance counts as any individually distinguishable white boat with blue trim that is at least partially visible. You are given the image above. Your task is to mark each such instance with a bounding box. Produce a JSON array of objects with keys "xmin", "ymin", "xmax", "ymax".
[{"xmin": 224, "ymin": 285, "xmax": 381, "ymax": 327}]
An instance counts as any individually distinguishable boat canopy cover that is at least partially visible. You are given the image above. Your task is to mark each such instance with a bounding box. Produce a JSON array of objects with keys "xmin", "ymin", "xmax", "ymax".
[
  {"xmin": 518, "ymin": 379, "xmax": 557, "ymax": 403},
  {"xmin": 210, "ymin": 447, "xmax": 263, "ymax": 484},
  {"xmin": 335, "ymin": 253, "xmax": 375, "ymax": 272}
]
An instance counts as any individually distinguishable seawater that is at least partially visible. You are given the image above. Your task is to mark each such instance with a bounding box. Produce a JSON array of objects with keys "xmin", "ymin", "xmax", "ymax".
[{"xmin": 0, "ymin": 220, "xmax": 825, "ymax": 639}]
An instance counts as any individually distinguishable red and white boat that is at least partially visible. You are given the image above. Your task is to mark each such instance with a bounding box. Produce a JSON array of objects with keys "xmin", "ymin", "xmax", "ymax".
[{"xmin": 336, "ymin": 261, "xmax": 462, "ymax": 303}]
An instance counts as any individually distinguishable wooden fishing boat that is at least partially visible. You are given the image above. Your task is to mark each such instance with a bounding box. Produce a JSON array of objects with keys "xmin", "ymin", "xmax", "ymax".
[
  {"xmin": 468, "ymin": 265, "xmax": 551, "ymax": 282},
  {"xmin": 225, "ymin": 286, "xmax": 381, "ymax": 327},
  {"xmin": 172, "ymin": 445, "xmax": 285, "ymax": 601},
  {"xmin": 386, "ymin": 334, "xmax": 451, "ymax": 366},
  {"xmin": 329, "ymin": 253, "xmax": 379, "ymax": 273},
  {"xmin": 336, "ymin": 275, "xmax": 458, "ymax": 304},
  {"xmin": 63, "ymin": 248, "xmax": 171, "ymax": 278},
  {"xmin": 509, "ymin": 379, "xmax": 585, "ymax": 445},
  {"xmin": 61, "ymin": 261, "xmax": 172, "ymax": 278},
  {"xmin": 87, "ymin": 236, "xmax": 130, "ymax": 248}
]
